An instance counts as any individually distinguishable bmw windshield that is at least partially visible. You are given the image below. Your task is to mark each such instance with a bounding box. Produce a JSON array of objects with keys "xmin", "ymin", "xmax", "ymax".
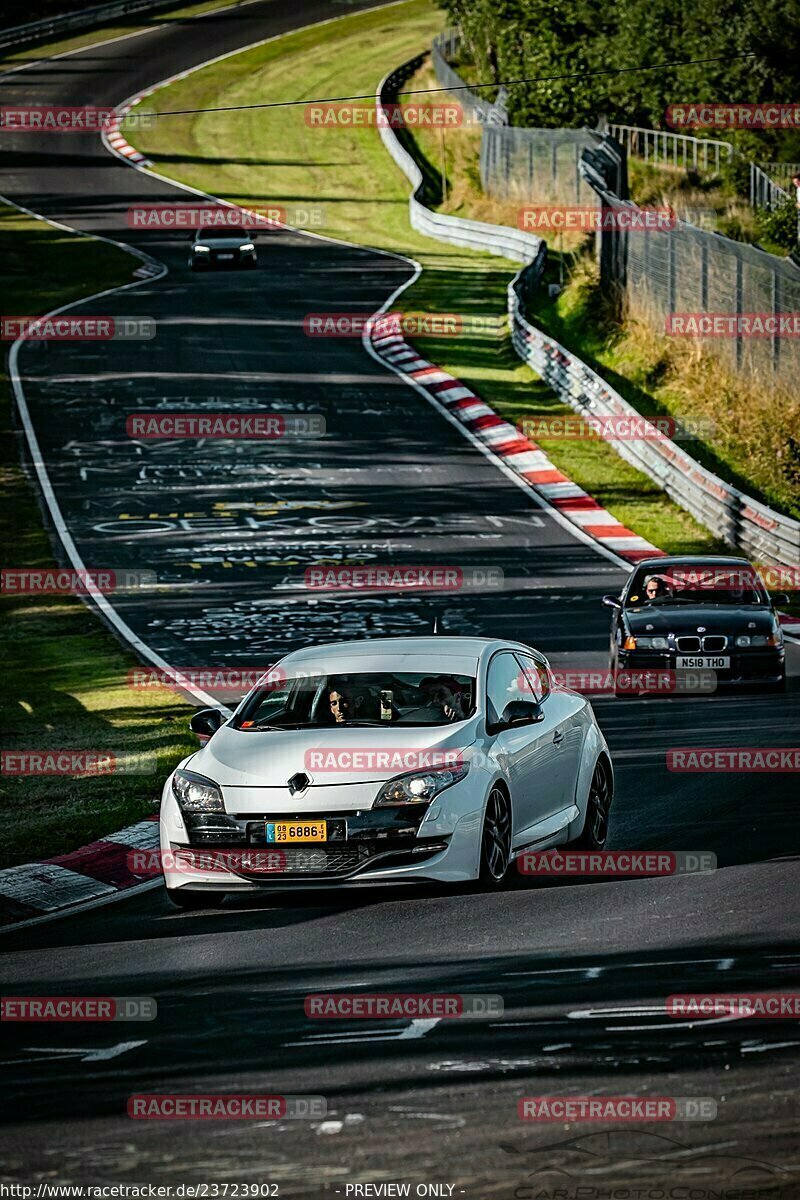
[{"xmin": 626, "ymin": 564, "xmax": 769, "ymax": 607}]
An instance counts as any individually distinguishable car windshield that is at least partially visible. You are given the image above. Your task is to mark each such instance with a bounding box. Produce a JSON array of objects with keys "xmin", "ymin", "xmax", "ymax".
[
  {"xmin": 626, "ymin": 564, "xmax": 769, "ymax": 607},
  {"xmin": 196, "ymin": 228, "xmax": 248, "ymax": 240},
  {"xmin": 233, "ymin": 671, "xmax": 477, "ymax": 729}
]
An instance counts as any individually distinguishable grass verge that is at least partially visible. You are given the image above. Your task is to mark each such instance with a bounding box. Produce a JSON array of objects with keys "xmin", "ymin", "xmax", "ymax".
[
  {"xmin": 134, "ymin": 0, "xmax": 726, "ymax": 557},
  {"xmin": 526, "ymin": 251, "xmax": 800, "ymax": 522},
  {"xmin": 0, "ymin": 205, "xmax": 194, "ymax": 869}
]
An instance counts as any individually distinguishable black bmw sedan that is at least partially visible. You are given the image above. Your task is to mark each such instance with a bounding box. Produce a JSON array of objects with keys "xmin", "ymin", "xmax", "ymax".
[{"xmin": 603, "ymin": 556, "xmax": 788, "ymax": 696}]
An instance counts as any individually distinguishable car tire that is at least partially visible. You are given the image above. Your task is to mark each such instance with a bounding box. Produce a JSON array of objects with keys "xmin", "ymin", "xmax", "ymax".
[
  {"xmin": 165, "ymin": 887, "xmax": 226, "ymax": 911},
  {"xmin": 568, "ymin": 757, "xmax": 613, "ymax": 850},
  {"xmin": 478, "ymin": 785, "xmax": 512, "ymax": 888}
]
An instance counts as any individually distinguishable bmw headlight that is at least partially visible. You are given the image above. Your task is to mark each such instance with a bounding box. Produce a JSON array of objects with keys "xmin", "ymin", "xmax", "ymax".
[
  {"xmin": 374, "ymin": 762, "xmax": 469, "ymax": 806},
  {"xmin": 631, "ymin": 636, "xmax": 669, "ymax": 650},
  {"xmin": 193, "ymin": 245, "xmax": 210, "ymax": 252},
  {"xmin": 736, "ymin": 631, "xmax": 782, "ymax": 648},
  {"xmin": 172, "ymin": 769, "xmax": 224, "ymax": 812},
  {"xmin": 239, "ymin": 243, "xmax": 255, "ymax": 252}
]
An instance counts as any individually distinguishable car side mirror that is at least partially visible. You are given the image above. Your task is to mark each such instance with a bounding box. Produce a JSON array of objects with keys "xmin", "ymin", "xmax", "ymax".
[
  {"xmin": 771, "ymin": 592, "xmax": 790, "ymax": 606},
  {"xmin": 494, "ymin": 699, "xmax": 544, "ymax": 732},
  {"xmin": 190, "ymin": 707, "xmax": 225, "ymax": 742},
  {"xmin": 602, "ymin": 594, "xmax": 622, "ymax": 610}
]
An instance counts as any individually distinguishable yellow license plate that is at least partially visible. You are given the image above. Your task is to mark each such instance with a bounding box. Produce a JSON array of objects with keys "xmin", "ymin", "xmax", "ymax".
[{"xmin": 266, "ymin": 820, "xmax": 327, "ymax": 843}]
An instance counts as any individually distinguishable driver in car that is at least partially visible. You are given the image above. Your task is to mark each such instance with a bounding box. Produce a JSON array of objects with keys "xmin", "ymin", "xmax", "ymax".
[
  {"xmin": 327, "ymin": 685, "xmax": 363, "ymax": 724},
  {"xmin": 644, "ymin": 576, "xmax": 671, "ymax": 603},
  {"xmin": 421, "ymin": 677, "xmax": 467, "ymax": 722}
]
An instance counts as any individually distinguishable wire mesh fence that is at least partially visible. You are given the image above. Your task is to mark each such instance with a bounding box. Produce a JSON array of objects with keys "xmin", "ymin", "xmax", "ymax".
[
  {"xmin": 430, "ymin": 32, "xmax": 800, "ymax": 387},
  {"xmin": 592, "ymin": 168, "xmax": 800, "ymax": 387},
  {"xmin": 480, "ymin": 126, "xmax": 598, "ymax": 205},
  {"xmin": 431, "ymin": 32, "xmax": 493, "ymax": 125}
]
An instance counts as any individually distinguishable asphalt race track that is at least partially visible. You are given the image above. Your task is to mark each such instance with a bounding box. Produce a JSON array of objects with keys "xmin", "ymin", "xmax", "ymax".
[{"xmin": 1, "ymin": 1, "xmax": 799, "ymax": 1193}]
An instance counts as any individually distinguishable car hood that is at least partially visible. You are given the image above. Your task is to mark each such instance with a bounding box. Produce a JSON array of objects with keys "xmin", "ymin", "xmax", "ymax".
[
  {"xmin": 625, "ymin": 605, "xmax": 775, "ymax": 635},
  {"xmin": 189, "ymin": 722, "xmax": 477, "ymax": 788}
]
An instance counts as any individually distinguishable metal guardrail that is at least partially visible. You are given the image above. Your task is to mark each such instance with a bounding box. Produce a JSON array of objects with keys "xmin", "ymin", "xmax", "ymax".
[
  {"xmin": 749, "ymin": 162, "xmax": 792, "ymax": 212},
  {"xmin": 607, "ymin": 122, "xmax": 795, "ymax": 215},
  {"xmin": 508, "ymin": 266, "xmax": 800, "ymax": 567},
  {"xmin": 606, "ymin": 122, "xmax": 733, "ymax": 174},
  {"xmin": 0, "ymin": 0, "xmax": 178, "ymax": 53},
  {"xmin": 759, "ymin": 162, "xmax": 800, "ymax": 190},
  {"xmin": 376, "ymin": 58, "xmax": 543, "ymax": 264}
]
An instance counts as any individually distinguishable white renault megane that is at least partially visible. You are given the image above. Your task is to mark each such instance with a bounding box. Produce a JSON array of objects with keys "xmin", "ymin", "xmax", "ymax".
[{"xmin": 158, "ymin": 637, "xmax": 613, "ymax": 908}]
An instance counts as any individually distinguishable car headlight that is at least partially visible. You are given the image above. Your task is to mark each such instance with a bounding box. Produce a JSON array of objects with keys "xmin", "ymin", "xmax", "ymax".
[
  {"xmin": 239, "ymin": 243, "xmax": 255, "ymax": 252},
  {"xmin": 736, "ymin": 632, "xmax": 782, "ymax": 648},
  {"xmin": 625, "ymin": 635, "xmax": 668, "ymax": 650},
  {"xmin": 172, "ymin": 769, "xmax": 224, "ymax": 812},
  {"xmin": 193, "ymin": 245, "xmax": 210, "ymax": 252},
  {"xmin": 374, "ymin": 762, "xmax": 469, "ymax": 806}
]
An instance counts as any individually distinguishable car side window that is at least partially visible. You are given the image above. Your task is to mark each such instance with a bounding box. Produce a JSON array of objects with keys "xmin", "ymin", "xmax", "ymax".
[
  {"xmin": 486, "ymin": 652, "xmax": 531, "ymax": 728},
  {"xmin": 515, "ymin": 654, "xmax": 550, "ymax": 702}
]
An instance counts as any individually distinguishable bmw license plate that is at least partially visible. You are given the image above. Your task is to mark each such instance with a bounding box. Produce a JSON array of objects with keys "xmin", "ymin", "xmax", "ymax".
[
  {"xmin": 676, "ymin": 656, "xmax": 730, "ymax": 669},
  {"xmin": 217, "ymin": 252, "xmax": 234, "ymax": 260},
  {"xmin": 266, "ymin": 820, "xmax": 327, "ymax": 843}
]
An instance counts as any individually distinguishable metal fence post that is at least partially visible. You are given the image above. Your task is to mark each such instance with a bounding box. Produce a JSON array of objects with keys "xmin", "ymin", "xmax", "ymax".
[
  {"xmin": 735, "ymin": 256, "xmax": 744, "ymax": 370},
  {"xmin": 772, "ymin": 268, "xmax": 781, "ymax": 373},
  {"xmin": 700, "ymin": 240, "xmax": 708, "ymax": 311}
]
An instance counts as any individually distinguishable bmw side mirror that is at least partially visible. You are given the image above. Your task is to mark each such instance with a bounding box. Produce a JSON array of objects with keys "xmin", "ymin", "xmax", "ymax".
[
  {"xmin": 190, "ymin": 707, "xmax": 225, "ymax": 743},
  {"xmin": 602, "ymin": 594, "xmax": 622, "ymax": 610},
  {"xmin": 499, "ymin": 699, "xmax": 544, "ymax": 730}
]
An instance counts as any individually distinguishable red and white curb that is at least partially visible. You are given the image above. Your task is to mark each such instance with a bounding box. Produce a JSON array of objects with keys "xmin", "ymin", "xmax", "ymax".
[
  {"xmin": 105, "ymin": 99, "xmax": 152, "ymax": 167},
  {"xmin": 369, "ymin": 326, "xmax": 665, "ymax": 565},
  {"xmin": 0, "ymin": 816, "xmax": 159, "ymax": 927}
]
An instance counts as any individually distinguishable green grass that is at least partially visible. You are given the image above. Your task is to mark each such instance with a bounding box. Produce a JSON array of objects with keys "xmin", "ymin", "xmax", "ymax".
[
  {"xmin": 0, "ymin": 206, "xmax": 195, "ymax": 868},
  {"xmin": 527, "ymin": 249, "xmax": 800, "ymax": 522},
  {"xmin": 134, "ymin": 0, "xmax": 725, "ymax": 558}
]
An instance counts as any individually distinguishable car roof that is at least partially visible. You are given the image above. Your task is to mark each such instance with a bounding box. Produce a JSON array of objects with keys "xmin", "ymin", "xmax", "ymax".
[
  {"xmin": 275, "ymin": 636, "xmax": 540, "ymax": 668},
  {"xmin": 633, "ymin": 555, "xmax": 752, "ymax": 568},
  {"xmin": 195, "ymin": 228, "xmax": 248, "ymax": 237}
]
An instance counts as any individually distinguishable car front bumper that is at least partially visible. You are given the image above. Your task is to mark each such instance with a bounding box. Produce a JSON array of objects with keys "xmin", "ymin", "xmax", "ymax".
[
  {"xmin": 158, "ymin": 774, "xmax": 486, "ymax": 888},
  {"xmin": 191, "ymin": 250, "xmax": 256, "ymax": 268},
  {"xmin": 616, "ymin": 647, "xmax": 785, "ymax": 689}
]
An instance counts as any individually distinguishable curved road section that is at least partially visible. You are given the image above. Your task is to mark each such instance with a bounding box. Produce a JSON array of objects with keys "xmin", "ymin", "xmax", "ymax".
[{"xmin": 1, "ymin": 3, "xmax": 799, "ymax": 1193}]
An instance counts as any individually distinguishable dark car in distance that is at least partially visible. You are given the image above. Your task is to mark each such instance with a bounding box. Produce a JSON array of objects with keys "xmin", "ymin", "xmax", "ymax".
[
  {"xmin": 603, "ymin": 555, "xmax": 788, "ymax": 697},
  {"xmin": 189, "ymin": 226, "xmax": 258, "ymax": 270}
]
